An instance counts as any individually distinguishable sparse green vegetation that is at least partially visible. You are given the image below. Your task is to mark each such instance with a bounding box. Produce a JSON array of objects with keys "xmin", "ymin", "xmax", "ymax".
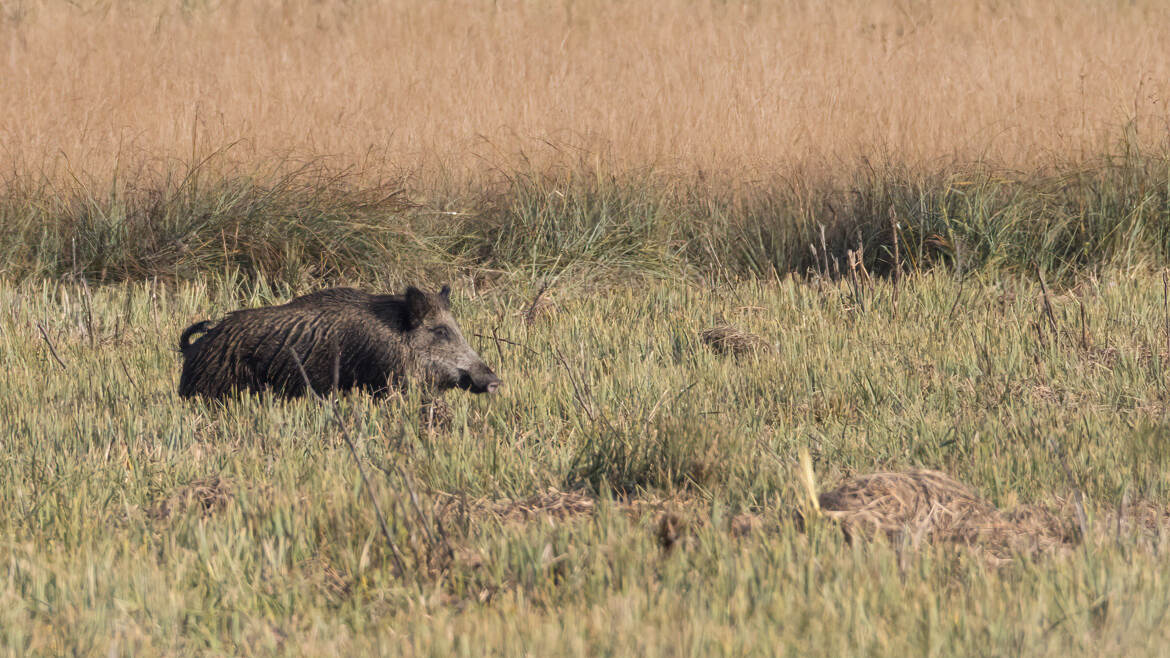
[{"xmin": 2, "ymin": 268, "xmax": 1170, "ymax": 654}]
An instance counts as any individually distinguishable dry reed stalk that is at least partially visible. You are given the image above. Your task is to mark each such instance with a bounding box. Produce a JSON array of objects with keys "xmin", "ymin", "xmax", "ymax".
[
  {"xmin": 36, "ymin": 322, "xmax": 67, "ymax": 370},
  {"xmin": 1163, "ymin": 270, "xmax": 1169, "ymax": 360},
  {"xmin": 890, "ymin": 207, "xmax": 901, "ymax": 317}
]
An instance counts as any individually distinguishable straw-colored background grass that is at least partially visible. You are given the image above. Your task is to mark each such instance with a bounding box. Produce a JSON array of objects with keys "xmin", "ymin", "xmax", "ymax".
[{"xmin": 4, "ymin": 0, "xmax": 1169, "ymax": 182}]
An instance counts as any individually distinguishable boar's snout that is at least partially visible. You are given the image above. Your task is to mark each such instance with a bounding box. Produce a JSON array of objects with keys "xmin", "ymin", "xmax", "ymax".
[{"xmin": 458, "ymin": 365, "xmax": 501, "ymax": 394}]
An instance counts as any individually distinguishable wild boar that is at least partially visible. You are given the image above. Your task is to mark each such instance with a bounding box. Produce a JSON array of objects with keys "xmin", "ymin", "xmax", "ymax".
[{"xmin": 178, "ymin": 285, "xmax": 501, "ymax": 400}]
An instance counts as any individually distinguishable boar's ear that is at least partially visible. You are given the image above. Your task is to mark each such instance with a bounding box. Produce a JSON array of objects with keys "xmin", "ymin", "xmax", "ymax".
[
  {"xmin": 403, "ymin": 286, "xmax": 431, "ymax": 328},
  {"xmin": 438, "ymin": 285, "xmax": 451, "ymax": 308}
]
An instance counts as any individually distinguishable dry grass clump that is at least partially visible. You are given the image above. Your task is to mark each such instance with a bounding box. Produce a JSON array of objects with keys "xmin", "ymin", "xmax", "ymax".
[
  {"xmin": 816, "ymin": 470, "xmax": 1080, "ymax": 562},
  {"xmin": 818, "ymin": 470, "xmax": 999, "ymax": 542},
  {"xmin": 147, "ymin": 476, "xmax": 234, "ymax": 521},
  {"xmin": 701, "ymin": 325, "xmax": 772, "ymax": 357}
]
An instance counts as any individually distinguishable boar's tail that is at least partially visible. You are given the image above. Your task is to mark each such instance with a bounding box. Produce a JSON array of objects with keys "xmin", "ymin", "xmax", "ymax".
[{"xmin": 179, "ymin": 320, "xmax": 213, "ymax": 352}]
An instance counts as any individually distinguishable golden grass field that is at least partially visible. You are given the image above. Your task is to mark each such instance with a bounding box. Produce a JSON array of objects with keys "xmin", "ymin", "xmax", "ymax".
[
  {"xmin": 3, "ymin": 0, "xmax": 1169, "ymax": 184},
  {"xmin": 4, "ymin": 1, "xmax": 1170, "ymax": 654}
]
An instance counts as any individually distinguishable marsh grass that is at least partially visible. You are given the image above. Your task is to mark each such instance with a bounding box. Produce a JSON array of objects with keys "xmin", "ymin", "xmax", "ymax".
[{"xmin": 3, "ymin": 148, "xmax": 1170, "ymax": 286}]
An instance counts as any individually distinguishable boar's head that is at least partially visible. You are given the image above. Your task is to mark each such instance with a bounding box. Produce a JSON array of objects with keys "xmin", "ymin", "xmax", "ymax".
[{"xmin": 398, "ymin": 285, "xmax": 501, "ymax": 394}]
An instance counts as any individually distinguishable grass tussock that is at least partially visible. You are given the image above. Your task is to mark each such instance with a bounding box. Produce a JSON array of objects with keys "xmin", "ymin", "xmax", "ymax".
[
  {"xmin": 701, "ymin": 324, "xmax": 772, "ymax": 356},
  {"xmin": 568, "ymin": 409, "xmax": 748, "ymax": 495},
  {"xmin": 0, "ymin": 159, "xmax": 417, "ymax": 284}
]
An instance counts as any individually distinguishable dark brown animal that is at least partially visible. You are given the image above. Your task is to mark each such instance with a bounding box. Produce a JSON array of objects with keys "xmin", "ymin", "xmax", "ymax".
[{"xmin": 178, "ymin": 286, "xmax": 501, "ymax": 400}]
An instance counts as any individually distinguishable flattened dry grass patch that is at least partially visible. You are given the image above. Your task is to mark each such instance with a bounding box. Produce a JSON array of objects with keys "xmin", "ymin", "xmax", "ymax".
[
  {"xmin": 812, "ymin": 470, "xmax": 1170, "ymax": 563},
  {"xmin": 815, "ymin": 470, "xmax": 1078, "ymax": 562},
  {"xmin": 431, "ymin": 477, "xmax": 1167, "ymax": 566},
  {"xmin": 700, "ymin": 324, "xmax": 772, "ymax": 357},
  {"xmin": 147, "ymin": 476, "xmax": 235, "ymax": 521}
]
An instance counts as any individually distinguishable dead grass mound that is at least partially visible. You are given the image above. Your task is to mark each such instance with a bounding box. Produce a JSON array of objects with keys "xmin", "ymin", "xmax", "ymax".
[
  {"xmin": 701, "ymin": 325, "xmax": 771, "ymax": 357},
  {"xmin": 148, "ymin": 476, "xmax": 234, "ymax": 521},
  {"xmin": 816, "ymin": 470, "xmax": 1080, "ymax": 562}
]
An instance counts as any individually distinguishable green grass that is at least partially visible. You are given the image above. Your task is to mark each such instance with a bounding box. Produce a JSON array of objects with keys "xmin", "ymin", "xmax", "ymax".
[
  {"xmin": 3, "ymin": 149, "xmax": 1170, "ymax": 286},
  {"xmin": 2, "ymin": 266, "xmax": 1169, "ymax": 655}
]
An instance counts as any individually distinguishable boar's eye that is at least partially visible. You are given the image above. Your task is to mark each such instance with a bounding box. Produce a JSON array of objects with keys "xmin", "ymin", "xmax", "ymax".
[{"xmin": 431, "ymin": 326, "xmax": 452, "ymax": 341}]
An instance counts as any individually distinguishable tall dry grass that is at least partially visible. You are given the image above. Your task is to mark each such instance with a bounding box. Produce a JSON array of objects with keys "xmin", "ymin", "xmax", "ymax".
[{"xmin": 3, "ymin": 0, "xmax": 1169, "ymax": 185}]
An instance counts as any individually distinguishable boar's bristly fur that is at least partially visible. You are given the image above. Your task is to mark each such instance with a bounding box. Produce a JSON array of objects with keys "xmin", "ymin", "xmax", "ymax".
[{"xmin": 178, "ymin": 286, "xmax": 501, "ymax": 400}]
